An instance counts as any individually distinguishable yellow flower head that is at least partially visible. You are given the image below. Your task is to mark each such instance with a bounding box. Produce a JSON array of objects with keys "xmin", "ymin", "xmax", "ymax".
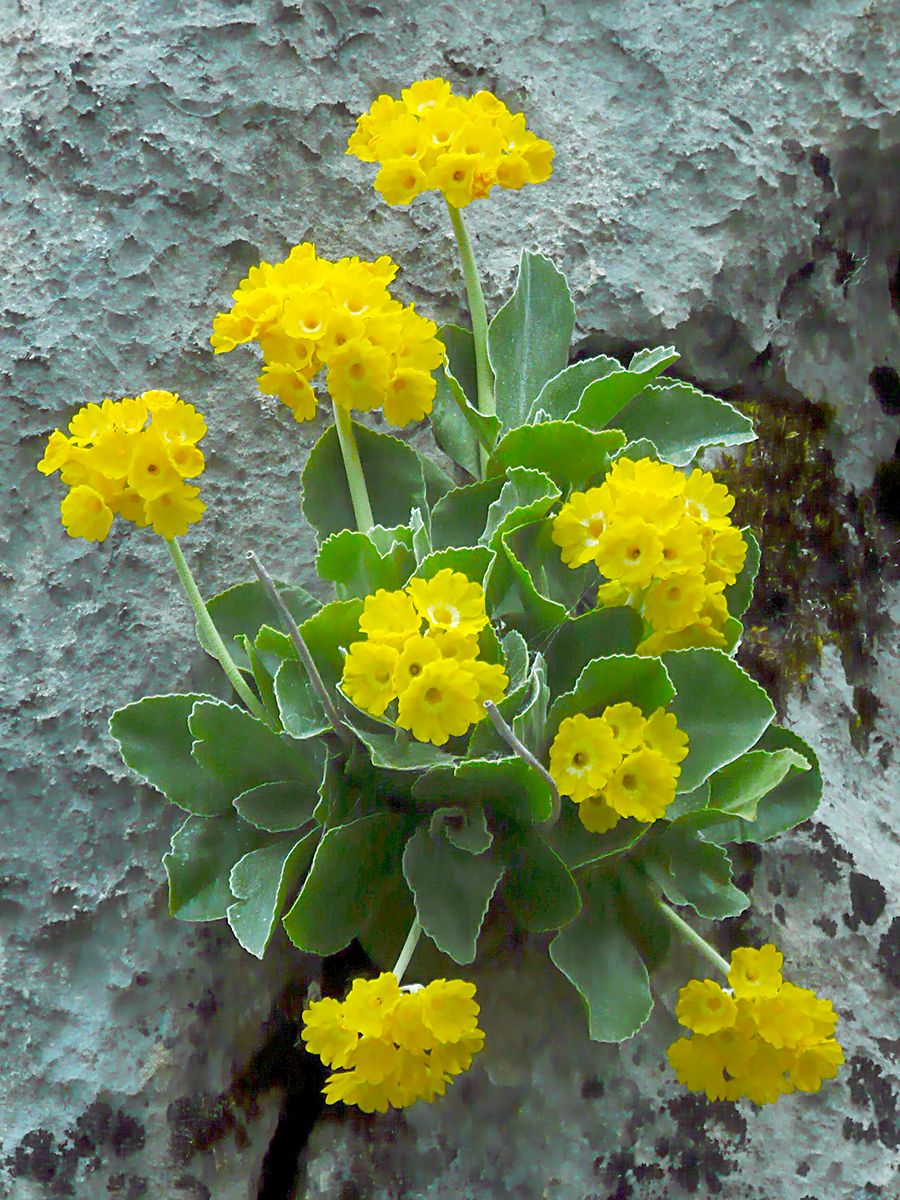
[
  {"xmin": 358, "ymin": 588, "xmax": 422, "ymax": 646},
  {"xmin": 396, "ymin": 657, "xmax": 482, "ymax": 745},
  {"xmin": 341, "ymin": 640, "xmax": 401, "ymax": 717},
  {"xmin": 407, "ymin": 568, "xmax": 489, "ymax": 637},
  {"xmin": 684, "ymin": 468, "xmax": 735, "ymax": 529},
  {"xmin": 601, "ymin": 702, "xmax": 646, "ymax": 753},
  {"xmin": 551, "ymin": 486, "xmax": 614, "ymax": 568},
  {"xmin": 676, "ymin": 980, "xmax": 738, "ymax": 1035},
  {"xmin": 348, "ymin": 79, "xmax": 553, "ymax": 209},
  {"xmin": 594, "ymin": 516, "xmax": 665, "ymax": 589},
  {"xmin": 603, "ymin": 747, "xmax": 678, "ymax": 822},
  {"xmin": 577, "ymin": 794, "xmax": 621, "ymax": 834},
  {"xmin": 39, "ymin": 392, "xmax": 207, "ymax": 543},
  {"xmin": 211, "ymin": 244, "xmax": 443, "ymax": 428},
  {"xmin": 728, "ymin": 945, "xmax": 783, "ymax": 1000},
  {"xmin": 642, "ymin": 570, "xmax": 707, "ymax": 633},
  {"xmin": 549, "ymin": 713, "xmax": 622, "ymax": 804}
]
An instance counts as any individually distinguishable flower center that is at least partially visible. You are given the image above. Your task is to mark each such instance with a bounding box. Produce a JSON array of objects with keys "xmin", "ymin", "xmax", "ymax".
[
  {"xmin": 622, "ymin": 773, "xmax": 637, "ymax": 790},
  {"xmin": 425, "ymin": 687, "xmax": 442, "ymax": 704}
]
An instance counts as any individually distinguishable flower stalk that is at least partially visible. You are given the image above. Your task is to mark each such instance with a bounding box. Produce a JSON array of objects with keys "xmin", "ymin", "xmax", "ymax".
[
  {"xmin": 392, "ymin": 916, "xmax": 422, "ymax": 985},
  {"xmin": 332, "ymin": 401, "xmax": 375, "ymax": 532},
  {"xmin": 654, "ymin": 896, "xmax": 731, "ymax": 977}
]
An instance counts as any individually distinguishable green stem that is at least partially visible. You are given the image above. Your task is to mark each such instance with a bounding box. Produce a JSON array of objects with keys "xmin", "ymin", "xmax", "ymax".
[
  {"xmin": 445, "ymin": 201, "xmax": 495, "ymax": 472},
  {"xmin": 165, "ymin": 538, "xmax": 271, "ymax": 725},
  {"xmin": 332, "ymin": 401, "xmax": 374, "ymax": 532},
  {"xmin": 655, "ymin": 897, "xmax": 731, "ymax": 977},
  {"xmin": 483, "ymin": 701, "xmax": 561, "ymax": 827},
  {"xmin": 392, "ymin": 916, "xmax": 422, "ymax": 985}
]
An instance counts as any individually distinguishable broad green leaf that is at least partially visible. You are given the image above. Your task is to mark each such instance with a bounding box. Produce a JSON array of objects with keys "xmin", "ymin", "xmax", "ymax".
[
  {"xmin": 505, "ymin": 518, "xmax": 590, "ymax": 611},
  {"xmin": 485, "ymin": 530, "xmax": 567, "ymax": 637},
  {"xmin": 708, "ymin": 747, "xmax": 810, "ymax": 819},
  {"xmin": 413, "ymin": 545, "xmax": 495, "ymax": 588},
  {"xmin": 662, "ymin": 649, "xmax": 775, "ymax": 792},
  {"xmin": 722, "ymin": 616, "xmax": 743, "ymax": 655},
  {"xmin": 501, "ymin": 828, "xmax": 581, "ymax": 931},
  {"xmin": 702, "ymin": 727, "xmax": 821, "ymax": 844},
  {"xmin": 526, "ymin": 355, "xmax": 623, "ymax": 423},
  {"xmin": 316, "ymin": 528, "xmax": 415, "ymax": 599},
  {"xmin": 202, "ymin": 581, "xmax": 319, "ymax": 673},
  {"xmin": 227, "ymin": 829, "xmax": 319, "ymax": 957},
  {"xmin": 511, "ymin": 652, "xmax": 550, "ymax": 750},
  {"xmin": 302, "ymin": 422, "xmax": 426, "ymax": 541},
  {"xmin": 410, "ymin": 506, "xmax": 431, "ymax": 565},
  {"xmin": 234, "ymin": 779, "xmax": 320, "ymax": 832},
  {"xmin": 481, "ymin": 467, "xmax": 560, "ymax": 545},
  {"xmin": 164, "ymin": 814, "xmax": 269, "ymax": 922},
  {"xmin": 617, "ymin": 866, "xmax": 674, "ymax": 968},
  {"xmin": 614, "ymin": 438, "xmax": 659, "ymax": 462},
  {"xmin": 431, "ymin": 804, "xmax": 493, "ymax": 854},
  {"xmin": 725, "ymin": 528, "xmax": 760, "ymax": 619},
  {"xmin": 488, "ymin": 422, "xmax": 625, "ymax": 492},
  {"xmin": 628, "ymin": 345, "xmax": 680, "ymax": 375},
  {"xmin": 571, "ymin": 348, "xmax": 678, "ymax": 430},
  {"xmin": 543, "ymin": 608, "xmax": 643, "ymax": 697},
  {"xmin": 546, "ymin": 804, "xmax": 644, "ymax": 870},
  {"xmin": 642, "ymin": 816, "xmax": 748, "ymax": 918},
  {"xmin": 351, "ymin": 724, "xmax": 457, "ymax": 771},
  {"xmin": 403, "ymin": 824, "xmax": 504, "ymax": 963},
  {"xmin": 501, "ymin": 629, "xmax": 529, "ymax": 692},
  {"xmin": 239, "ymin": 637, "xmax": 280, "ymax": 728},
  {"xmin": 255, "ymin": 624, "xmax": 295, "ymax": 663},
  {"xmin": 313, "ymin": 752, "xmax": 362, "ymax": 828},
  {"xmin": 357, "ymin": 858, "xmax": 419, "ymax": 972},
  {"xmin": 414, "ymin": 756, "xmax": 553, "ymax": 823},
  {"xmin": 282, "ymin": 813, "xmax": 406, "ymax": 954},
  {"xmin": 430, "ymin": 475, "xmax": 505, "ymax": 551},
  {"xmin": 545, "ymin": 655, "xmax": 675, "ymax": 751},
  {"xmin": 274, "ymin": 660, "xmax": 330, "ymax": 738},
  {"xmin": 615, "ymin": 381, "xmax": 755, "ymax": 467},
  {"xmin": 110, "ymin": 693, "xmax": 232, "ymax": 817},
  {"xmin": 298, "ymin": 598, "xmax": 364, "ymax": 690},
  {"xmin": 431, "ymin": 324, "xmax": 500, "ymax": 476},
  {"xmin": 189, "ymin": 700, "xmax": 326, "ymax": 798},
  {"xmin": 488, "ymin": 251, "xmax": 575, "ymax": 431},
  {"xmin": 664, "ymin": 781, "xmax": 711, "ymax": 821},
  {"xmin": 549, "ymin": 873, "xmax": 653, "ymax": 1042}
]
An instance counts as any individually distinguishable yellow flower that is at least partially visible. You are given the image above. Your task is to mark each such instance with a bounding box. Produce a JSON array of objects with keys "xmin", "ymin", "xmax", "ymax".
[
  {"xmin": 603, "ymin": 748, "xmax": 678, "ymax": 821},
  {"xmin": 257, "ymin": 363, "xmax": 318, "ymax": 422},
  {"xmin": 577, "ymin": 794, "xmax": 621, "ymax": 834},
  {"xmin": 68, "ymin": 401, "xmax": 115, "ymax": 443},
  {"xmin": 642, "ymin": 709, "xmax": 689, "ymax": 765},
  {"xmin": 382, "ymin": 367, "xmax": 438, "ymax": 428},
  {"xmin": 460, "ymin": 658, "xmax": 508, "ymax": 709},
  {"xmin": 37, "ymin": 430, "xmax": 75, "ymax": 475},
  {"xmin": 642, "ymin": 570, "xmax": 707, "ymax": 633},
  {"xmin": 788, "ymin": 1040, "xmax": 844, "ymax": 1092},
  {"xmin": 657, "ymin": 515, "xmax": 705, "ymax": 577},
  {"xmin": 60, "ymin": 485, "xmax": 114, "ymax": 542},
  {"xmin": 300, "ymin": 997, "xmax": 358, "ymax": 1068},
  {"xmin": 342, "ymin": 640, "xmax": 401, "ymax": 716},
  {"xmin": 396, "ymin": 658, "xmax": 482, "ymax": 745},
  {"xmin": 374, "ymin": 158, "xmax": 428, "ymax": 205},
  {"xmin": 601, "ymin": 702, "xmax": 646, "ymax": 753},
  {"xmin": 126, "ymin": 430, "xmax": 182, "ymax": 500},
  {"xmin": 144, "ymin": 484, "xmax": 205, "ymax": 539},
  {"xmin": 594, "ymin": 516, "xmax": 664, "ymax": 588},
  {"xmin": 548, "ymin": 713, "xmax": 622, "ymax": 804},
  {"xmin": 551, "ymin": 486, "xmax": 614, "ymax": 568},
  {"xmin": 420, "ymin": 979, "xmax": 481, "ymax": 1041},
  {"xmin": 704, "ymin": 524, "xmax": 748, "ymax": 585},
  {"xmin": 676, "ymin": 980, "xmax": 738, "ymax": 1035},
  {"xmin": 728, "ymin": 945, "xmax": 783, "ymax": 1000},
  {"xmin": 341, "ymin": 973, "xmax": 402, "ymax": 1038},
  {"xmin": 358, "ymin": 588, "xmax": 422, "ymax": 646},
  {"xmin": 684, "ymin": 468, "xmax": 735, "ymax": 529},
  {"xmin": 392, "ymin": 634, "xmax": 442, "ymax": 695},
  {"xmin": 407, "ymin": 568, "xmax": 488, "ymax": 637}
]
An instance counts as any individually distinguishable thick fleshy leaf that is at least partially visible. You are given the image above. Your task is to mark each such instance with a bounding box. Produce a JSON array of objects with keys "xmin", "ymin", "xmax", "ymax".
[
  {"xmin": 614, "ymin": 381, "xmax": 755, "ymax": 467},
  {"xmin": 550, "ymin": 873, "xmax": 653, "ymax": 1042},
  {"xmin": 526, "ymin": 356, "xmax": 623, "ymax": 423},
  {"xmin": 486, "ymin": 530, "xmax": 567, "ymax": 638},
  {"xmin": 545, "ymin": 655, "xmax": 675, "ymax": 751},
  {"xmin": 413, "ymin": 545, "xmax": 495, "ymax": 588},
  {"xmin": 546, "ymin": 804, "xmax": 644, "ymax": 870},
  {"xmin": 298, "ymin": 599, "xmax": 364, "ymax": 690},
  {"xmin": 233, "ymin": 779, "xmax": 320, "ymax": 832},
  {"xmin": 664, "ymin": 781, "xmax": 711, "ymax": 821},
  {"xmin": 628, "ymin": 346, "xmax": 680, "ymax": 375},
  {"xmin": 725, "ymin": 528, "xmax": 760, "ymax": 619},
  {"xmin": 414, "ymin": 756, "xmax": 553, "ymax": 824},
  {"xmin": 202, "ymin": 581, "xmax": 319, "ymax": 673},
  {"xmin": 282, "ymin": 813, "xmax": 407, "ymax": 954},
  {"xmin": 110, "ymin": 693, "xmax": 232, "ymax": 817},
  {"xmin": 505, "ymin": 518, "xmax": 589, "ymax": 611},
  {"xmin": 239, "ymin": 637, "xmax": 280, "ymax": 727},
  {"xmin": 481, "ymin": 467, "xmax": 560, "ymax": 546},
  {"xmin": 431, "ymin": 804, "xmax": 493, "ymax": 854},
  {"xmin": 502, "ymin": 828, "xmax": 581, "ymax": 931},
  {"xmin": 502, "ymin": 629, "xmax": 529, "ymax": 692},
  {"xmin": 661, "ymin": 649, "xmax": 775, "ymax": 792},
  {"xmin": 313, "ymin": 752, "xmax": 362, "ymax": 828},
  {"xmin": 351, "ymin": 724, "xmax": 457, "ymax": 771},
  {"xmin": 641, "ymin": 815, "xmax": 748, "ymax": 918},
  {"xmin": 431, "ymin": 324, "xmax": 500, "ymax": 476},
  {"xmin": 543, "ymin": 608, "xmax": 643, "ymax": 697},
  {"xmin": 511, "ymin": 652, "xmax": 550, "ymax": 750},
  {"xmin": 274, "ymin": 661, "xmax": 330, "ymax": 738},
  {"xmin": 301, "ymin": 422, "xmax": 427, "ymax": 541},
  {"xmin": 707, "ymin": 747, "xmax": 810, "ymax": 820},
  {"xmin": 571, "ymin": 348, "xmax": 678, "ymax": 430},
  {"xmin": 189, "ymin": 700, "xmax": 326, "ymax": 798},
  {"xmin": 316, "ymin": 528, "xmax": 415, "ymax": 599},
  {"xmin": 227, "ymin": 829, "xmax": 319, "ymax": 957},
  {"xmin": 403, "ymin": 824, "xmax": 504, "ymax": 963},
  {"xmin": 164, "ymin": 814, "xmax": 270, "ymax": 922},
  {"xmin": 430, "ymin": 475, "xmax": 505, "ymax": 551},
  {"xmin": 488, "ymin": 251, "xmax": 575, "ymax": 431},
  {"xmin": 488, "ymin": 422, "xmax": 625, "ymax": 492},
  {"xmin": 410, "ymin": 506, "xmax": 431, "ymax": 565}
]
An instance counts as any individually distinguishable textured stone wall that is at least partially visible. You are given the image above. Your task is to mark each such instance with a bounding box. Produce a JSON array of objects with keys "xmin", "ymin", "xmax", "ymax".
[{"xmin": 2, "ymin": 1, "xmax": 897, "ymax": 1198}]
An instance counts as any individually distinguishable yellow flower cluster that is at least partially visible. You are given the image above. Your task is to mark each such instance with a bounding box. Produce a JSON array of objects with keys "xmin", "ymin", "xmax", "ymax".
[
  {"xmin": 211, "ymin": 243, "xmax": 444, "ymax": 429},
  {"xmin": 552, "ymin": 458, "xmax": 748, "ymax": 656},
  {"xmin": 341, "ymin": 569, "xmax": 508, "ymax": 746},
  {"xmin": 548, "ymin": 703, "xmax": 688, "ymax": 831},
  {"xmin": 348, "ymin": 77, "xmax": 554, "ymax": 208},
  {"xmin": 668, "ymin": 945, "xmax": 843, "ymax": 1105},
  {"xmin": 301, "ymin": 972, "xmax": 484, "ymax": 1113},
  {"xmin": 37, "ymin": 392, "xmax": 206, "ymax": 542}
]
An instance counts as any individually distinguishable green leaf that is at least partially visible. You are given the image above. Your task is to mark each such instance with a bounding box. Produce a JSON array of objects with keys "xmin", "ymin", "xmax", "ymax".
[
  {"xmin": 546, "ymin": 804, "xmax": 644, "ymax": 870},
  {"xmin": 628, "ymin": 345, "xmax": 680, "ymax": 375},
  {"xmin": 488, "ymin": 422, "xmax": 625, "ymax": 492},
  {"xmin": 488, "ymin": 251, "xmax": 575, "ymax": 431},
  {"xmin": 549, "ymin": 873, "xmax": 653, "ymax": 1042},
  {"xmin": 351, "ymin": 724, "xmax": 457, "ymax": 772},
  {"xmin": 708, "ymin": 747, "xmax": 810, "ymax": 820},
  {"xmin": 233, "ymin": 779, "xmax": 320, "ymax": 832},
  {"xmin": 614, "ymin": 438, "xmax": 659, "ymax": 462},
  {"xmin": 543, "ymin": 608, "xmax": 643, "ymax": 697},
  {"xmin": 403, "ymin": 823, "xmax": 504, "ymax": 963},
  {"xmin": 202, "ymin": 581, "xmax": 319, "ymax": 672},
  {"xmin": 505, "ymin": 518, "xmax": 589, "ymax": 611},
  {"xmin": 501, "ymin": 629, "xmax": 529, "ymax": 692},
  {"xmin": 240, "ymin": 637, "xmax": 280, "ymax": 727},
  {"xmin": 255, "ymin": 624, "xmax": 296, "ymax": 663},
  {"xmin": 302, "ymin": 422, "xmax": 426, "ymax": 541},
  {"xmin": 410, "ymin": 507, "xmax": 431, "ymax": 565},
  {"xmin": 545, "ymin": 655, "xmax": 675, "ymax": 752},
  {"xmin": 431, "ymin": 804, "xmax": 493, "ymax": 854},
  {"xmin": 316, "ymin": 528, "xmax": 415, "ymax": 599},
  {"xmin": 274, "ymin": 660, "xmax": 330, "ymax": 738},
  {"xmin": 485, "ymin": 530, "xmax": 567, "ymax": 638},
  {"xmin": 313, "ymin": 752, "xmax": 361, "ymax": 828},
  {"xmin": 614, "ymin": 381, "xmax": 755, "ymax": 467},
  {"xmin": 414, "ymin": 756, "xmax": 553, "ymax": 824},
  {"xmin": 164, "ymin": 814, "xmax": 270, "ymax": 922},
  {"xmin": 282, "ymin": 813, "xmax": 406, "ymax": 954},
  {"xmin": 431, "ymin": 324, "xmax": 500, "ymax": 475},
  {"xmin": 430, "ymin": 475, "xmax": 505, "ymax": 550},
  {"xmin": 298, "ymin": 598, "xmax": 364, "ymax": 690},
  {"xmin": 110, "ymin": 693, "xmax": 233, "ymax": 817},
  {"xmin": 501, "ymin": 827, "xmax": 581, "ymax": 931},
  {"xmin": 526, "ymin": 356, "xmax": 623, "ymax": 423},
  {"xmin": 481, "ymin": 466, "xmax": 560, "ymax": 545},
  {"xmin": 189, "ymin": 700, "xmax": 326, "ymax": 798},
  {"xmin": 570, "ymin": 348, "xmax": 678, "ymax": 430},
  {"xmin": 511, "ymin": 652, "xmax": 550, "ymax": 750},
  {"xmin": 642, "ymin": 816, "xmax": 748, "ymax": 918},
  {"xmin": 227, "ymin": 829, "xmax": 319, "ymax": 957},
  {"xmin": 665, "ymin": 781, "xmax": 711, "ymax": 821},
  {"xmin": 413, "ymin": 545, "xmax": 495, "ymax": 588},
  {"xmin": 661, "ymin": 649, "xmax": 775, "ymax": 792},
  {"xmin": 725, "ymin": 528, "xmax": 760, "ymax": 619}
]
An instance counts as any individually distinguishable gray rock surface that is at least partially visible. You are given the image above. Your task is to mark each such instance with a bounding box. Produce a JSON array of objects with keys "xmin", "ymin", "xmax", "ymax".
[{"xmin": 1, "ymin": 1, "xmax": 897, "ymax": 1198}]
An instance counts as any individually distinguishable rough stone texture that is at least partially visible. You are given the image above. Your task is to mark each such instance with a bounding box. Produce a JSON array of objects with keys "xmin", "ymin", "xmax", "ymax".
[{"xmin": 1, "ymin": 1, "xmax": 897, "ymax": 1198}]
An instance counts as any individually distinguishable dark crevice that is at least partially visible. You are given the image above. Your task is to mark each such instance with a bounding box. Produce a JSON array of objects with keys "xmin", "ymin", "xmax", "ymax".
[{"xmin": 868, "ymin": 365, "xmax": 900, "ymax": 416}]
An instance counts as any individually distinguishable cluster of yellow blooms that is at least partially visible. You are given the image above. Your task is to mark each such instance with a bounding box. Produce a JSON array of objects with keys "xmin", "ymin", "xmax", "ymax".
[
  {"xmin": 668, "ymin": 945, "xmax": 843, "ymax": 1105},
  {"xmin": 37, "ymin": 392, "xmax": 206, "ymax": 542},
  {"xmin": 348, "ymin": 77, "xmax": 554, "ymax": 208},
  {"xmin": 301, "ymin": 972, "xmax": 484, "ymax": 1113},
  {"xmin": 211, "ymin": 244, "xmax": 444, "ymax": 428},
  {"xmin": 552, "ymin": 458, "xmax": 748, "ymax": 656},
  {"xmin": 341, "ymin": 569, "xmax": 508, "ymax": 746},
  {"xmin": 549, "ymin": 703, "xmax": 688, "ymax": 832}
]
